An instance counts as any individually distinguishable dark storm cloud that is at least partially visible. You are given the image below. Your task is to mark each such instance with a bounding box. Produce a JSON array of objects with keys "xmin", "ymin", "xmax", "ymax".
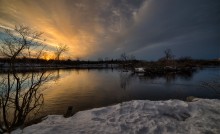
[{"xmin": 102, "ymin": 0, "xmax": 220, "ymax": 60}]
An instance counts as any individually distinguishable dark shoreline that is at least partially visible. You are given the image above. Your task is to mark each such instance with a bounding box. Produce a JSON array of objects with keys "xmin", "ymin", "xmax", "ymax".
[{"xmin": 0, "ymin": 63, "xmax": 219, "ymax": 74}]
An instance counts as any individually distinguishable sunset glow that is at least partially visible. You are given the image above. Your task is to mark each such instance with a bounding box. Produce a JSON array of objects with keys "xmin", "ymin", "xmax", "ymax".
[
  {"xmin": 43, "ymin": 54, "xmax": 54, "ymax": 61},
  {"xmin": 0, "ymin": 1, "xmax": 220, "ymax": 133}
]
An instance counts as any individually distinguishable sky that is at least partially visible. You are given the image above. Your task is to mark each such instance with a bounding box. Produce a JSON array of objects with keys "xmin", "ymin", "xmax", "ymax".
[{"xmin": 0, "ymin": 0, "xmax": 219, "ymax": 60}]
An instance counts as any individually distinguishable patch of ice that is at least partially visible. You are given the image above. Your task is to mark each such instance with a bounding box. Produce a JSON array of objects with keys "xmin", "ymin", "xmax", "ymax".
[{"xmin": 12, "ymin": 99, "xmax": 220, "ymax": 134}]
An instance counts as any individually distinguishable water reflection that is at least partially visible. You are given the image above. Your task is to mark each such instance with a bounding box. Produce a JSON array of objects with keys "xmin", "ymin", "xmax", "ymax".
[
  {"xmin": 40, "ymin": 68, "xmax": 219, "ymax": 116},
  {"xmin": 120, "ymin": 70, "xmax": 196, "ymax": 89},
  {"xmin": 119, "ymin": 72, "xmax": 136, "ymax": 89},
  {"xmin": 139, "ymin": 71, "xmax": 194, "ymax": 82},
  {"xmin": 201, "ymin": 77, "xmax": 220, "ymax": 96},
  {"xmin": 0, "ymin": 70, "xmax": 57, "ymax": 132}
]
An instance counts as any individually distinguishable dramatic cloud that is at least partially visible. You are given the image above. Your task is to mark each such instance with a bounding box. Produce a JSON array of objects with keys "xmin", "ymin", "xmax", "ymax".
[{"xmin": 0, "ymin": 0, "xmax": 219, "ymax": 60}]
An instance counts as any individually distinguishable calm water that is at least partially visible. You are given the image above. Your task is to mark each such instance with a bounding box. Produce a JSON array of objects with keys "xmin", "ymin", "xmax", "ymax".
[
  {"xmin": 1, "ymin": 67, "xmax": 219, "ymax": 118},
  {"xmin": 38, "ymin": 67, "xmax": 220, "ymax": 116}
]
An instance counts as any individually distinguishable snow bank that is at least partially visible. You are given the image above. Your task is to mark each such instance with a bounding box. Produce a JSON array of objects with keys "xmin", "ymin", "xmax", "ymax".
[{"xmin": 13, "ymin": 99, "xmax": 220, "ymax": 134}]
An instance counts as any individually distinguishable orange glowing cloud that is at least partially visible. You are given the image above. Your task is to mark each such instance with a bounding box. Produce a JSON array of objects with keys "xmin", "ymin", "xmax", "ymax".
[
  {"xmin": 0, "ymin": 0, "xmax": 107, "ymax": 59},
  {"xmin": 0, "ymin": 0, "xmax": 147, "ymax": 59}
]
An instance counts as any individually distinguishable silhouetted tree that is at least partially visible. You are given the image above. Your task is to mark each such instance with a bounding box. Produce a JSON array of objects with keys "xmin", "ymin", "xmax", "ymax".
[
  {"xmin": 120, "ymin": 53, "xmax": 136, "ymax": 62},
  {"xmin": 120, "ymin": 53, "xmax": 128, "ymax": 62},
  {"xmin": 55, "ymin": 44, "xmax": 68, "ymax": 61},
  {"xmin": 164, "ymin": 49, "xmax": 174, "ymax": 61},
  {"xmin": 0, "ymin": 72, "xmax": 51, "ymax": 132},
  {"xmin": 159, "ymin": 49, "xmax": 175, "ymax": 67},
  {"xmin": 0, "ymin": 25, "xmax": 51, "ymax": 133},
  {"xmin": 0, "ymin": 25, "xmax": 45, "ymax": 65}
]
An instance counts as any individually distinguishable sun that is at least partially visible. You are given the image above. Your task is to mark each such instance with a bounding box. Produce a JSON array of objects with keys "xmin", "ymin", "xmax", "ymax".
[
  {"xmin": 43, "ymin": 53, "xmax": 55, "ymax": 61},
  {"xmin": 45, "ymin": 56, "xmax": 51, "ymax": 61}
]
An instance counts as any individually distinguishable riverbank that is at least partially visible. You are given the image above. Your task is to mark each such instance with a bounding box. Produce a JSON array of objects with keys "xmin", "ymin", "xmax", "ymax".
[{"xmin": 13, "ymin": 98, "xmax": 220, "ymax": 134}]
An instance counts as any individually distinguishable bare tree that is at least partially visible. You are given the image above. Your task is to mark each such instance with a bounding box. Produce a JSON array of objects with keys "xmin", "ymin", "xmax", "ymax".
[
  {"xmin": 0, "ymin": 25, "xmax": 51, "ymax": 133},
  {"xmin": 0, "ymin": 71, "xmax": 53, "ymax": 132},
  {"xmin": 120, "ymin": 52, "xmax": 136, "ymax": 70},
  {"xmin": 120, "ymin": 53, "xmax": 128, "ymax": 62},
  {"xmin": 164, "ymin": 49, "xmax": 175, "ymax": 61},
  {"xmin": 0, "ymin": 25, "xmax": 45, "ymax": 65},
  {"xmin": 55, "ymin": 44, "xmax": 68, "ymax": 61},
  {"xmin": 120, "ymin": 53, "xmax": 136, "ymax": 62},
  {"xmin": 160, "ymin": 49, "xmax": 176, "ymax": 67}
]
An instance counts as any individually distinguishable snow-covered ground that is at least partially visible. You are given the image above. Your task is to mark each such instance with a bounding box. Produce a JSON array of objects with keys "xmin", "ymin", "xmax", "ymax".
[{"xmin": 13, "ymin": 99, "xmax": 220, "ymax": 134}]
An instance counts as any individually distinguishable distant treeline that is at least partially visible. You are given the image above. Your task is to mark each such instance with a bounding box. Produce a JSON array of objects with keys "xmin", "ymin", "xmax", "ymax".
[
  {"xmin": 0, "ymin": 57, "xmax": 219, "ymax": 67},
  {"xmin": 0, "ymin": 57, "xmax": 139, "ymax": 66}
]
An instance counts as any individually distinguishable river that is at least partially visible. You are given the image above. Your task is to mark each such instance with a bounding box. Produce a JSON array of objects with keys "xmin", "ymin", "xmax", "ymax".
[{"xmin": 37, "ymin": 67, "xmax": 220, "ymax": 116}]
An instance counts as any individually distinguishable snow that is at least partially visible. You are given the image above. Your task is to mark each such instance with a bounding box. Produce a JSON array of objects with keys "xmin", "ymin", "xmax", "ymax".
[
  {"xmin": 13, "ymin": 99, "xmax": 220, "ymax": 134},
  {"xmin": 134, "ymin": 67, "xmax": 145, "ymax": 73}
]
